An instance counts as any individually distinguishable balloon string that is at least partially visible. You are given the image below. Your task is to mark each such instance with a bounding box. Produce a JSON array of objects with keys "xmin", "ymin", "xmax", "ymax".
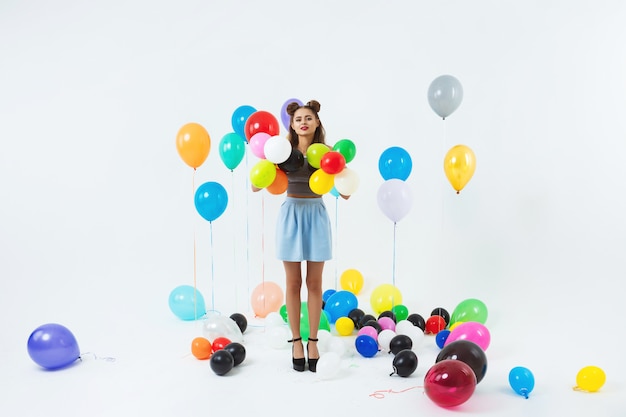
[
  {"xmin": 245, "ymin": 151, "xmax": 251, "ymax": 311},
  {"xmin": 369, "ymin": 386, "xmax": 423, "ymax": 399},
  {"xmin": 392, "ymin": 222, "xmax": 397, "ymax": 288},
  {"xmin": 79, "ymin": 352, "xmax": 116, "ymax": 363},
  {"xmin": 209, "ymin": 221, "xmax": 215, "ymax": 312},
  {"xmin": 193, "ymin": 169, "xmax": 198, "ymax": 320},
  {"xmin": 261, "ymin": 192, "xmax": 266, "ymax": 312},
  {"xmin": 231, "ymin": 171, "xmax": 238, "ymax": 311},
  {"xmin": 334, "ymin": 196, "xmax": 339, "ymax": 289}
]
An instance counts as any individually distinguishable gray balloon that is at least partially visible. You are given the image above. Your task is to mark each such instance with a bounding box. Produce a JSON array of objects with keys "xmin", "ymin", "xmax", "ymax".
[{"xmin": 427, "ymin": 75, "xmax": 463, "ymax": 119}]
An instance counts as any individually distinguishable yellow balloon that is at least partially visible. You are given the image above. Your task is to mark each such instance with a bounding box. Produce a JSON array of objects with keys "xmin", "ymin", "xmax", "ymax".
[
  {"xmin": 443, "ymin": 144, "xmax": 476, "ymax": 194},
  {"xmin": 448, "ymin": 321, "xmax": 464, "ymax": 332},
  {"xmin": 370, "ymin": 283, "xmax": 402, "ymax": 315},
  {"xmin": 250, "ymin": 160, "xmax": 276, "ymax": 188},
  {"xmin": 309, "ymin": 169, "xmax": 334, "ymax": 195},
  {"xmin": 575, "ymin": 366, "xmax": 606, "ymax": 392},
  {"xmin": 340, "ymin": 269, "xmax": 364, "ymax": 295},
  {"xmin": 176, "ymin": 122, "xmax": 211, "ymax": 169},
  {"xmin": 306, "ymin": 143, "xmax": 329, "ymax": 169},
  {"xmin": 335, "ymin": 316, "xmax": 355, "ymax": 336}
]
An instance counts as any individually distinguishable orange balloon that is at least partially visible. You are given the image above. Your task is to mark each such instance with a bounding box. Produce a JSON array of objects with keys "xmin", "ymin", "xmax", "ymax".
[
  {"xmin": 191, "ymin": 336, "xmax": 212, "ymax": 360},
  {"xmin": 266, "ymin": 169, "xmax": 288, "ymax": 195},
  {"xmin": 176, "ymin": 122, "xmax": 211, "ymax": 169},
  {"xmin": 251, "ymin": 281, "xmax": 284, "ymax": 318}
]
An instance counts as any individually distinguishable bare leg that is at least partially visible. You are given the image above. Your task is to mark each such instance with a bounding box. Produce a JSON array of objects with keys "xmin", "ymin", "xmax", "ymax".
[
  {"xmin": 284, "ymin": 261, "xmax": 304, "ymax": 359},
  {"xmin": 305, "ymin": 261, "xmax": 325, "ymax": 360}
]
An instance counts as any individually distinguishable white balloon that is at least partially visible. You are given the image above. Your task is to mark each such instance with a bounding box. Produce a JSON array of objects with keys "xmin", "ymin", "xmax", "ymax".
[
  {"xmin": 203, "ymin": 314, "xmax": 243, "ymax": 343},
  {"xmin": 266, "ymin": 325, "xmax": 290, "ymax": 349},
  {"xmin": 325, "ymin": 336, "xmax": 347, "ymax": 357},
  {"xmin": 334, "ymin": 167, "xmax": 360, "ymax": 196},
  {"xmin": 377, "ymin": 329, "xmax": 397, "ymax": 353},
  {"xmin": 395, "ymin": 320, "xmax": 417, "ymax": 335},
  {"xmin": 316, "ymin": 329, "xmax": 333, "ymax": 352},
  {"xmin": 316, "ymin": 352, "xmax": 341, "ymax": 380},
  {"xmin": 264, "ymin": 312, "xmax": 285, "ymax": 328},
  {"xmin": 264, "ymin": 135, "xmax": 292, "ymax": 164}
]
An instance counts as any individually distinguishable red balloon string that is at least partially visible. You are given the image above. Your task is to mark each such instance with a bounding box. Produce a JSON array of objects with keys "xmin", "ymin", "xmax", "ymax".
[
  {"xmin": 261, "ymin": 192, "xmax": 266, "ymax": 313},
  {"xmin": 369, "ymin": 386, "xmax": 423, "ymax": 399}
]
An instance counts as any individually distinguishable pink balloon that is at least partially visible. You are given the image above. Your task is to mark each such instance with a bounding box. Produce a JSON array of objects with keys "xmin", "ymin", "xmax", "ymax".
[
  {"xmin": 377, "ymin": 316, "xmax": 396, "ymax": 332},
  {"xmin": 444, "ymin": 321, "xmax": 491, "ymax": 351},
  {"xmin": 249, "ymin": 132, "xmax": 271, "ymax": 159},
  {"xmin": 357, "ymin": 325, "xmax": 378, "ymax": 341}
]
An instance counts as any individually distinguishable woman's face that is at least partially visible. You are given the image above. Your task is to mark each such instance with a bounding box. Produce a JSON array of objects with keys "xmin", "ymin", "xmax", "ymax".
[{"xmin": 291, "ymin": 108, "xmax": 319, "ymax": 136}]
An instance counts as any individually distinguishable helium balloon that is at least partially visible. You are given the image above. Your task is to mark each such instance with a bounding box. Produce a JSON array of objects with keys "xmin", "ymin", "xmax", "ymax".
[
  {"xmin": 278, "ymin": 149, "xmax": 304, "ymax": 173},
  {"xmin": 229, "ymin": 313, "xmax": 248, "ymax": 334},
  {"xmin": 575, "ymin": 366, "xmax": 606, "ymax": 392},
  {"xmin": 378, "ymin": 146, "xmax": 412, "ymax": 181},
  {"xmin": 210, "ymin": 350, "xmax": 234, "ymax": 376},
  {"xmin": 244, "ymin": 110, "xmax": 280, "ymax": 142},
  {"xmin": 27, "ymin": 323, "xmax": 80, "ymax": 370},
  {"xmin": 334, "ymin": 167, "xmax": 360, "ymax": 196},
  {"xmin": 424, "ymin": 360, "xmax": 476, "ymax": 408},
  {"xmin": 332, "ymin": 139, "xmax": 356, "ymax": 163},
  {"xmin": 224, "ymin": 342, "xmax": 246, "ymax": 366},
  {"xmin": 355, "ymin": 335, "xmax": 378, "ymax": 358},
  {"xmin": 176, "ymin": 122, "xmax": 211, "ymax": 169},
  {"xmin": 231, "ymin": 105, "xmax": 256, "ymax": 139},
  {"xmin": 306, "ymin": 143, "xmax": 329, "ymax": 169},
  {"xmin": 390, "ymin": 349, "xmax": 418, "ymax": 377},
  {"xmin": 168, "ymin": 285, "xmax": 206, "ymax": 320},
  {"xmin": 195, "ymin": 181, "xmax": 228, "ymax": 222},
  {"xmin": 443, "ymin": 145, "xmax": 476, "ymax": 194},
  {"xmin": 389, "ymin": 334, "xmax": 413, "ymax": 355},
  {"xmin": 427, "ymin": 74, "xmax": 464, "ymax": 119},
  {"xmin": 250, "ymin": 159, "xmax": 277, "ymax": 189},
  {"xmin": 436, "ymin": 340, "xmax": 487, "ymax": 384},
  {"xmin": 509, "ymin": 366, "xmax": 535, "ymax": 398},
  {"xmin": 191, "ymin": 337, "xmax": 212, "ymax": 360},
  {"xmin": 320, "ymin": 151, "xmax": 346, "ymax": 175},
  {"xmin": 264, "ymin": 135, "xmax": 292, "ymax": 164},
  {"xmin": 280, "ymin": 98, "xmax": 303, "ymax": 131},
  {"xmin": 377, "ymin": 179, "xmax": 413, "ymax": 223},
  {"xmin": 219, "ymin": 132, "xmax": 246, "ymax": 171}
]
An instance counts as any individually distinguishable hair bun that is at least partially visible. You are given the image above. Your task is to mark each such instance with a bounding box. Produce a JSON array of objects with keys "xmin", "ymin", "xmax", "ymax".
[
  {"xmin": 306, "ymin": 100, "xmax": 321, "ymax": 113},
  {"xmin": 286, "ymin": 102, "xmax": 301, "ymax": 116}
]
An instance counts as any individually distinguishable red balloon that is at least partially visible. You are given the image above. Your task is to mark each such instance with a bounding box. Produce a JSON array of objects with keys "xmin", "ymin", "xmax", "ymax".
[
  {"xmin": 320, "ymin": 151, "xmax": 346, "ymax": 175},
  {"xmin": 244, "ymin": 111, "xmax": 280, "ymax": 141},
  {"xmin": 424, "ymin": 360, "xmax": 477, "ymax": 407},
  {"xmin": 425, "ymin": 315, "xmax": 446, "ymax": 335},
  {"xmin": 211, "ymin": 336, "xmax": 231, "ymax": 352}
]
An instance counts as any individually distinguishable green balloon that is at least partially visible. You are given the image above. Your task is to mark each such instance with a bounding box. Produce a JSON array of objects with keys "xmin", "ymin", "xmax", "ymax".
[
  {"xmin": 279, "ymin": 304, "xmax": 288, "ymax": 322},
  {"xmin": 450, "ymin": 298, "xmax": 488, "ymax": 325},
  {"xmin": 219, "ymin": 132, "xmax": 246, "ymax": 170},
  {"xmin": 392, "ymin": 304, "xmax": 409, "ymax": 321},
  {"xmin": 333, "ymin": 139, "xmax": 356, "ymax": 163},
  {"xmin": 283, "ymin": 302, "xmax": 331, "ymax": 341}
]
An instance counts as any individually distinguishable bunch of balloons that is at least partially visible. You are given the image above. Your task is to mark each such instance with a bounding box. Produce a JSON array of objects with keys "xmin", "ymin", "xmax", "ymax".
[{"xmin": 377, "ymin": 146, "xmax": 413, "ymax": 223}]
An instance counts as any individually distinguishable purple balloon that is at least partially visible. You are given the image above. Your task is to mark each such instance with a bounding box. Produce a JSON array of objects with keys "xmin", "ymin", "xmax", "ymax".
[
  {"xmin": 27, "ymin": 323, "xmax": 80, "ymax": 370},
  {"xmin": 377, "ymin": 179, "xmax": 413, "ymax": 223},
  {"xmin": 280, "ymin": 98, "xmax": 303, "ymax": 131}
]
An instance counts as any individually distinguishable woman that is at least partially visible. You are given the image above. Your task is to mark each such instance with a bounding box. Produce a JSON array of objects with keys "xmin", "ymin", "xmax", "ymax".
[{"xmin": 254, "ymin": 100, "xmax": 347, "ymax": 372}]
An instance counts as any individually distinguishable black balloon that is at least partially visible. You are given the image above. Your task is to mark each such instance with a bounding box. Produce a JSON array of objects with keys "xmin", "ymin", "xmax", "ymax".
[
  {"xmin": 389, "ymin": 334, "xmax": 413, "ymax": 355},
  {"xmin": 358, "ymin": 314, "xmax": 377, "ymax": 329},
  {"xmin": 210, "ymin": 350, "xmax": 234, "ymax": 376},
  {"xmin": 362, "ymin": 320, "xmax": 383, "ymax": 334},
  {"xmin": 430, "ymin": 307, "xmax": 450, "ymax": 326},
  {"xmin": 229, "ymin": 313, "xmax": 248, "ymax": 334},
  {"xmin": 348, "ymin": 308, "xmax": 365, "ymax": 327},
  {"xmin": 391, "ymin": 349, "xmax": 418, "ymax": 377},
  {"xmin": 435, "ymin": 340, "xmax": 487, "ymax": 384},
  {"xmin": 277, "ymin": 149, "xmax": 304, "ymax": 173},
  {"xmin": 378, "ymin": 310, "xmax": 396, "ymax": 323},
  {"xmin": 407, "ymin": 313, "xmax": 426, "ymax": 332},
  {"xmin": 224, "ymin": 342, "xmax": 246, "ymax": 366}
]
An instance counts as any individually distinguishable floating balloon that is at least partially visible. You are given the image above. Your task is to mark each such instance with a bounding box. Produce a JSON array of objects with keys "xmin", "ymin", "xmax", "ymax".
[
  {"xmin": 436, "ymin": 340, "xmax": 488, "ymax": 384},
  {"xmin": 244, "ymin": 110, "xmax": 280, "ymax": 142},
  {"xmin": 218, "ymin": 132, "xmax": 246, "ymax": 171},
  {"xmin": 320, "ymin": 151, "xmax": 346, "ymax": 175},
  {"xmin": 334, "ymin": 168, "xmax": 360, "ymax": 196},
  {"xmin": 306, "ymin": 143, "xmax": 330, "ymax": 169},
  {"xmin": 210, "ymin": 349, "xmax": 234, "ymax": 376},
  {"xmin": 444, "ymin": 144, "xmax": 476, "ymax": 194},
  {"xmin": 355, "ymin": 335, "xmax": 378, "ymax": 358},
  {"xmin": 378, "ymin": 146, "xmax": 412, "ymax": 181},
  {"xmin": 264, "ymin": 135, "xmax": 292, "ymax": 164},
  {"xmin": 391, "ymin": 349, "xmax": 418, "ymax": 377},
  {"xmin": 377, "ymin": 179, "xmax": 413, "ymax": 223},
  {"xmin": 195, "ymin": 181, "xmax": 228, "ymax": 222},
  {"xmin": 231, "ymin": 105, "xmax": 256, "ymax": 139},
  {"xmin": 250, "ymin": 159, "xmax": 277, "ymax": 189},
  {"xmin": 427, "ymin": 74, "xmax": 464, "ymax": 119},
  {"xmin": 509, "ymin": 366, "xmax": 535, "ymax": 398},
  {"xmin": 339, "ymin": 268, "xmax": 364, "ymax": 294},
  {"xmin": 266, "ymin": 169, "xmax": 288, "ymax": 195},
  {"xmin": 250, "ymin": 281, "xmax": 284, "ymax": 318},
  {"xmin": 370, "ymin": 283, "xmax": 403, "ymax": 315},
  {"xmin": 309, "ymin": 168, "xmax": 334, "ymax": 195},
  {"xmin": 575, "ymin": 366, "xmax": 606, "ymax": 392},
  {"xmin": 27, "ymin": 323, "xmax": 80, "ymax": 370},
  {"xmin": 169, "ymin": 285, "xmax": 206, "ymax": 320},
  {"xmin": 424, "ymin": 360, "xmax": 476, "ymax": 407},
  {"xmin": 191, "ymin": 337, "xmax": 212, "ymax": 360},
  {"xmin": 280, "ymin": 98, "xmax": 303, "ymax": 131},
  {"xmin": 450, "ymin": 298, "xmax": 488, "ymax": 326},
  {"xmin": 332, "ymin": 139, "xmax": 356, "ymax": 163},
  {"xmin": 176, "ymin": 122, "xmax": 211, "ymax": 169}
]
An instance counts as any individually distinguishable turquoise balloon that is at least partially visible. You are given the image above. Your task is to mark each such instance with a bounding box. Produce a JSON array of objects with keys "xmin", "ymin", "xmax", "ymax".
[
  {"xmin": 169, "ymin": 285, "xmax": 206, "ymax": 320},
  {"xmin": 219, "ymin": 132, "xmax": 246, "ymax": 171},
  {"xmin": 231, "ymin": 105, "xmax": 256, "ymax": 139}
]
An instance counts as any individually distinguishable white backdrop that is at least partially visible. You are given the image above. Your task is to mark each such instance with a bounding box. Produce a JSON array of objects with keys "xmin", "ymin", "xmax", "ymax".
[{"xmin": 1, "ymin": 1, "xmax": 625, "ymax": 416}]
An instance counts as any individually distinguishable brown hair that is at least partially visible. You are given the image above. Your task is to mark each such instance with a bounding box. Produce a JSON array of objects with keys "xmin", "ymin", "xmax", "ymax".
[{"xmin": 286, "ymin": 100, "xmax": 326, "ymax": 148}]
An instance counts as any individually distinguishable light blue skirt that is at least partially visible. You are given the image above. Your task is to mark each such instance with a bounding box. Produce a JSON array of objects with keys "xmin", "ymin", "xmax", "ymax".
[{"xmin": 276, "ymin": 197, "xmax": 332, "ymax": 262}]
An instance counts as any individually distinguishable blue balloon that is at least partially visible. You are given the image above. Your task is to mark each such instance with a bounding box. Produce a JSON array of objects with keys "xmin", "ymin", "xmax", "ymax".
[
  {"xmin": 323, "ymin": 290, "xmax": 358, "ymax": 324},
  {"xmin": 329, "ymin": 186, "xmax": 340, "ymax": 198},
  {"xmin": 378, "ymin": 146, "xmax": 412, "ymax": 181},
  {"xmin": 195, "ymin": 181, "xmax": 228, "ymax": 222},
  {"xmin": 27, "ymin": 323, "xmax": 80, "ymax": 370},
  {"xmin": 231, "ymin": 105, "xmax": 257, "ymax": 139},
  {"xmin": 322, "ymin": 289, "xmax": 337, "ymax": 303},
  {"xmin": 509, "ymin": 366, "xmax": 535, "ymax": 399},
  {"xmin": 355, "ymin": 335, "xmax": 379, "ymax": 358},
  {"xmin": 435, "ymin": 329, "xmax": 451, "ymax": 349},
  {"xmin": 169, "ymin": 285, "xmax": 206, "ymax": 320}
]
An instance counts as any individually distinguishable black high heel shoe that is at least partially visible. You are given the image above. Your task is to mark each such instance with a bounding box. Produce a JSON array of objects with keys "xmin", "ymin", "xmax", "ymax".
[
  {"xmin": 307, "ymin": 338, "xmax": 319, "ymax": 372},
  {"xmin": 288, "ymin": 337, "xmax": 305, "ymax": 372}
]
